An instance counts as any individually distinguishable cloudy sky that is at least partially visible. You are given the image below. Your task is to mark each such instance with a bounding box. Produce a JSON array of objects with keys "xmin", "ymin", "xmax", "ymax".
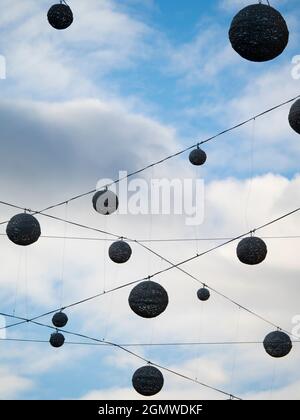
[{"xmin": 0, "ymin": 0, "xmax": 300, "ymax": 400}]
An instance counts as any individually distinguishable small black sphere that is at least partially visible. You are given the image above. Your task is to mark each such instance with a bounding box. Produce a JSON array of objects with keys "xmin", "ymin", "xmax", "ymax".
[
  {"xmin": 236, "ymin": 237, "xmax": 267, "ymax": 266},
  {"xmin": 263, "ymin": 331, "xmax": 292, "ymax": 358},
  {"xmin": 197, "ymin": 288, "xmax": 210, "ymax": 302},
  {"xmin": 49, "ymin": 332, "xmax": 65, "ymax": 348},
  {"xmin": 129, "ymin": 281, "xmax": 169, "ymax": 319},
  {"xmin": 229, "ymin": 4, "xmax": 289, "ymax": 62},
  {"xmin": 132, "ymin": 366, "xmax": 164, "ymax": 397},
  {"xmin": 47, "ymin": 3, "xmax": 73, "ymax": 30},
  {"xmin": 109, "ymin": 241, "xmax": 132, "ymax": 264},
  {"xmin": 6, "ymin": 213, "xmax": 41, "ymax": 246},
  {"xmin": 52, "ymin": 312, "xmax": 68, "ymax": 328},
  {"xmin": 289, "ymin": 99, "xmax": 300, "ymax": 135},
  {"xmin": 189, "ymin": 148, "xmax": 207, "ymax": 166},
  {"xmin": 92, "ymin": 190, "xmax": 119, "ymax": 215}
]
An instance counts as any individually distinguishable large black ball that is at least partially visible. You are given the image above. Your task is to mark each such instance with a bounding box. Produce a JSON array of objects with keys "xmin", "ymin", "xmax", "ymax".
[
  {"xmin": 47, "ymin": 3, "xmax": 73, "ymax": 30},
  {"xmin": 263, "ymin": 331, "xmax": 292, "ymax": 358},
  {"xmin": 236, "ymin": 237, "xmax": 267, "ymax": 265},
  {"xmin": 109, "ymin": 241, "xmax": 132, "ymax": 264},
  {"xmin": 189, "ymin": 148, "xmax": 207, "ymax": 166},
  {"xmin": 132, "ymin": 366, "xmax": 164, "ymax": 397},
  {"xmin": 129, "ymin": 281, "xmax": 169, "ymax": 319},
  {"xmin": 229, "ymin": 4, "xmax": 289, "ymax": 62},
  {"xmin": 289, "ymin": 99, "xmax": 300, "ymax": 135},
  {"xmin": 52, "ymin": 312, "xmax": 68, "ymax": 328},
  {"xmin": 92, "ymin": 190, "xmax": 119, "ymax": 215},
  {"xmin": 49, "ymin": 332, "xmax": 65, "ymax": 348},
  {"xmin": 6, "ymin": 213, "xmax": 41, "ymax": 246},
  {"xmin": 197, "ymin": 288, "xmax": 210, "ymax": 302}
]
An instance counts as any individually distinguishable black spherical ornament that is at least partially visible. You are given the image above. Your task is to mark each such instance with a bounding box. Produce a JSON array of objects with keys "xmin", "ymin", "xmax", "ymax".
[
  {"xmin": 132, "ymin": 366, "xmax": 164, "ymax": 397},
  {"xmin": 189, "ymin": 148, "xmax": 207, "ymax": 166},
  {"xmin": 289, "ymin": 99, "xmax": 300, "ymax": 135},
  {"xmin": 47, "ymin": 3, "xmax": 73, "ymax": 30},
  {"xmin": 6, "ymin": 213, "xmax": 41, "ymax": 246},
  {"xmin": 129, "ymin": 281, "xmax": 169, "ymax": 319},
  {"xmin": 49, "ymin": 332, "xmax": 65, "ymax": 348},
  {"xmin": 109, "ymin": 240, "xmax": 132, "ymax": 264},
  {"xmin": 52, "ymin": 312, "xmax": 68, "ymax": 328},
  {"xmin": 263, "ymin": 331, "xmax": 292, "ymax": 358},
  {"xmin": 229, "ymin": 4, "xmax": 289, "ymax": 62},
  {"xmin": 197, "ymin": 288, "xmax": 210, "ymax": 302},
  {"xmin": 236, "ymin": 237, "xmax": 267, "ymax": 265},
  {"xmin": 92, "ymin": 190, "xmax": 119, "ymax": 215}
]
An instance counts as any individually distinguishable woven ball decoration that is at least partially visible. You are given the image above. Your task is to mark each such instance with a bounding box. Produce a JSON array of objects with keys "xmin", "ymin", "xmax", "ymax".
[
  {"xmin": 6, "ymin": 213, "xmax": 41, "ymax": 246},
  {"xmin": 236, "ymin": 237, "xmax": 267, "ymax": 265},
  {"xmin": 92, "ymin": 190, "xmax": 119, "ymax": 215},
  {"xmin": 109, "ymin": 240, "xmax": 132, "ymax": 264},
  {"xmin": 47, "ymin": 3, "xmax": 73, "ymax": 30},
  {"xmin": 189, "ymin": 148, "xmax": 207, "ymax": 166},
  {"xmin": 52, "ymin": 312, "xmax": 68, "ymax": 328},
  {"xmin": 129, "ymin": 281, "xmax": 169, "ymax": 319},
  {"xmin": 288, "ymin": 99, "xmax": 300, "ymax": 135},
  {"xmin": 229, "ymin": 4, "xmax": 289, "ymax": 62},
  {"xmin": 263, "ymin": 331, "xmax": 292, "ymax": 358},
  {"xmin": 132, "ymin": 366, "xmax": 164, "ymax": 397},
  {"xmin": 49, "ymin": 332, "xmax": 65, "ymax": 348},
  {"xmin": 197, "ymin": 288, "xmax": 210, "ymax": 302}
]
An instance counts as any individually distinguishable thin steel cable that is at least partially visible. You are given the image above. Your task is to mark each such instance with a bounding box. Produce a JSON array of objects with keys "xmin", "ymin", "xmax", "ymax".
[
  {"xmin": 0, "ymin": 311, "xmax": 242, "ymax": 400},
  {"xmin": 0, "ymin": 95, "xmax": 299, "ymax": 226}
]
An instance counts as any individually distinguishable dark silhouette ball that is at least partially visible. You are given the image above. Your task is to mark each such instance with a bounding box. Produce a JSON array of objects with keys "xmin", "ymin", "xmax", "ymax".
[
  {"xmin": 263, "ymin": 331, "xmax": 292, "ymax": 358},
  {"xmin": 6, "ymin": 213, "xmax": 41, "ymax": 246},
  {"xmin": 132, "ymin": 366, "xmax": 164, "ymax": 396},
  {"xmin": 197, "ymin": 288, "xmax": 210, "ymax": 302},
  {"xmin": 129, "ymin": 281, "xmax": 169, "ymax": 319},
  {"xmin": 52, "ymin": 312, "xmax": 68, "ymax": 328},
  {"xmin": 109, "ymin": 241, "xmax": 132, "ymax": 264},
  {"xmin": 47, "ymin": 3, "xmax": 73, "ymax": 30},
  {"xmin": 237, "ymin": 237, "xmax": 267, "ymax": 265},
  {"xmin": 289, "ymin": 99, "xmax": 300, "ymax": 135},
  {"xmin": 49, "ymin": 332, "xmax": 65, "ymax": 348},
  {"xmin": 229, "ymin": 4, "xmax": 289, "ymax": 62},
  {"xmin": 92, "ymin": 190, "xmax": 119, "ymax": 215},
  {"xmin": 189, "ymin": 148, "xmax": 207, "ymax": 166}
]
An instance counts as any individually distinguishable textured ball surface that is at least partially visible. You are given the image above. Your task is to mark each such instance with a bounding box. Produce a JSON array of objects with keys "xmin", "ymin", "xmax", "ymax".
[
  {"xmin": 289, "ymin": 99, "xmax": 300, "ymax": 135},
  {"xmin": 132, "ymin": 366, "xmax": 164, "ymax": 396},
  {"xmin": 49, "ymin": 332, "xmax": 65, "ymax": 348},
  {"xmin": 52, "ymin": 312, "xmax": 68, "ymax": 328},
  {"xmin": 237, "ymin": 237, "xmax": 267, "ymax": 265},
  {"xmin": 92, "ymin": 190, "xmax": 119, "ymax": 215},
  {"xmin": 229, "ymin": 4, "xmax": 289, "ymax": 62},
  {"xmin": 129, "ymin": 281, "xmax": 169, "ymax": 319},
  {"xmin": 109, "ymin": 241, "xmax": 132, "ymax": 264},
  {"xmin": 47, "ymin": 3, "xmax": 73, "ymax": 30},
  {"xmin": 197, "ymin": 288, "xmax": 210, "ymax": 302},
  {"xmin": 263, "ymin": 331, "xmax": 292, "ymax": 358},
  {"xmin": 6, "ymin": 213, "xmax": 41, "ymax": 246},
  {"xmin": 189, "ymin": 148, "xmax": 207, "ymax": 166}
]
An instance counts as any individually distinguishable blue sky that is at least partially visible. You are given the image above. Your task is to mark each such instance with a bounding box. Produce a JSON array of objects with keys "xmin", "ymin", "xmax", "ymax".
[{"xmin": 0, "ymin": 0, "xmax": 300, "ymax": 400}]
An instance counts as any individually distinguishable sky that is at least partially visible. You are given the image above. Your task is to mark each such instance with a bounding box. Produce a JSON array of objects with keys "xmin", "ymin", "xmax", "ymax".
[{"xmin": 0, "ymin": 0, "xmax": 300, "ymax": 400}]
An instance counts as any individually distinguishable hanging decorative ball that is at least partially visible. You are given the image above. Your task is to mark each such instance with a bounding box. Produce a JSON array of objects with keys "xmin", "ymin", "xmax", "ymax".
[
  {"xmin": 49, "ymin": 332, "xmax": 65, "ymax": 348},
  {"xmin": 236, "ymin": 236, "xmax": 267, "ymax": 265},
  {"xmin": 6, "ymin": 213, "xmax": 41, "ymax": 246},
  {"xmin": 109, "ymin": 240, "xmax": 132, "ymax": 264},
  {"xmin": 128, "ymin": 281, "xmax": 169, "ymax": 319},
  {"xmin": 288, "ymin": 99, "xmax": 300, "ymax": 135},
  {"xmin": 263, "ymin": 331, "xmax": 292, "ymax": 358},
  {"xmin": 197, "ymin": 287, "xmax": 210, "ymax": 302},
  {"xmin": 52, "ymin": 312, "xmax": 68, "ymax": 328},
  {"xmin": 92, "ymin": 189, "xmax": 119, "ymax": 215},
  {"xmin": 229, "ymin": 4, "xmax": 289, "ymax": 62},
  {"xmin": 189, "ymin": 148, "xmax": 207, "ymax": 166},
  {"xmin": 132, "ymin": 366, "xmax": 164, "ymax": 397},
  {"xmin": 47, "ymin": 2, "xmax": 73, "ymax": 30}
]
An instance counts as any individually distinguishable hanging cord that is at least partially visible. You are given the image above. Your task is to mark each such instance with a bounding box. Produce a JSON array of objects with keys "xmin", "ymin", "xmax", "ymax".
[
  {"xmin": 59, "ymin": 202, "xmax": 68, "ymax": 308},
  {"xmin": 245, "ymin": 118, "xmax": 256, "ymax": 231}
]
